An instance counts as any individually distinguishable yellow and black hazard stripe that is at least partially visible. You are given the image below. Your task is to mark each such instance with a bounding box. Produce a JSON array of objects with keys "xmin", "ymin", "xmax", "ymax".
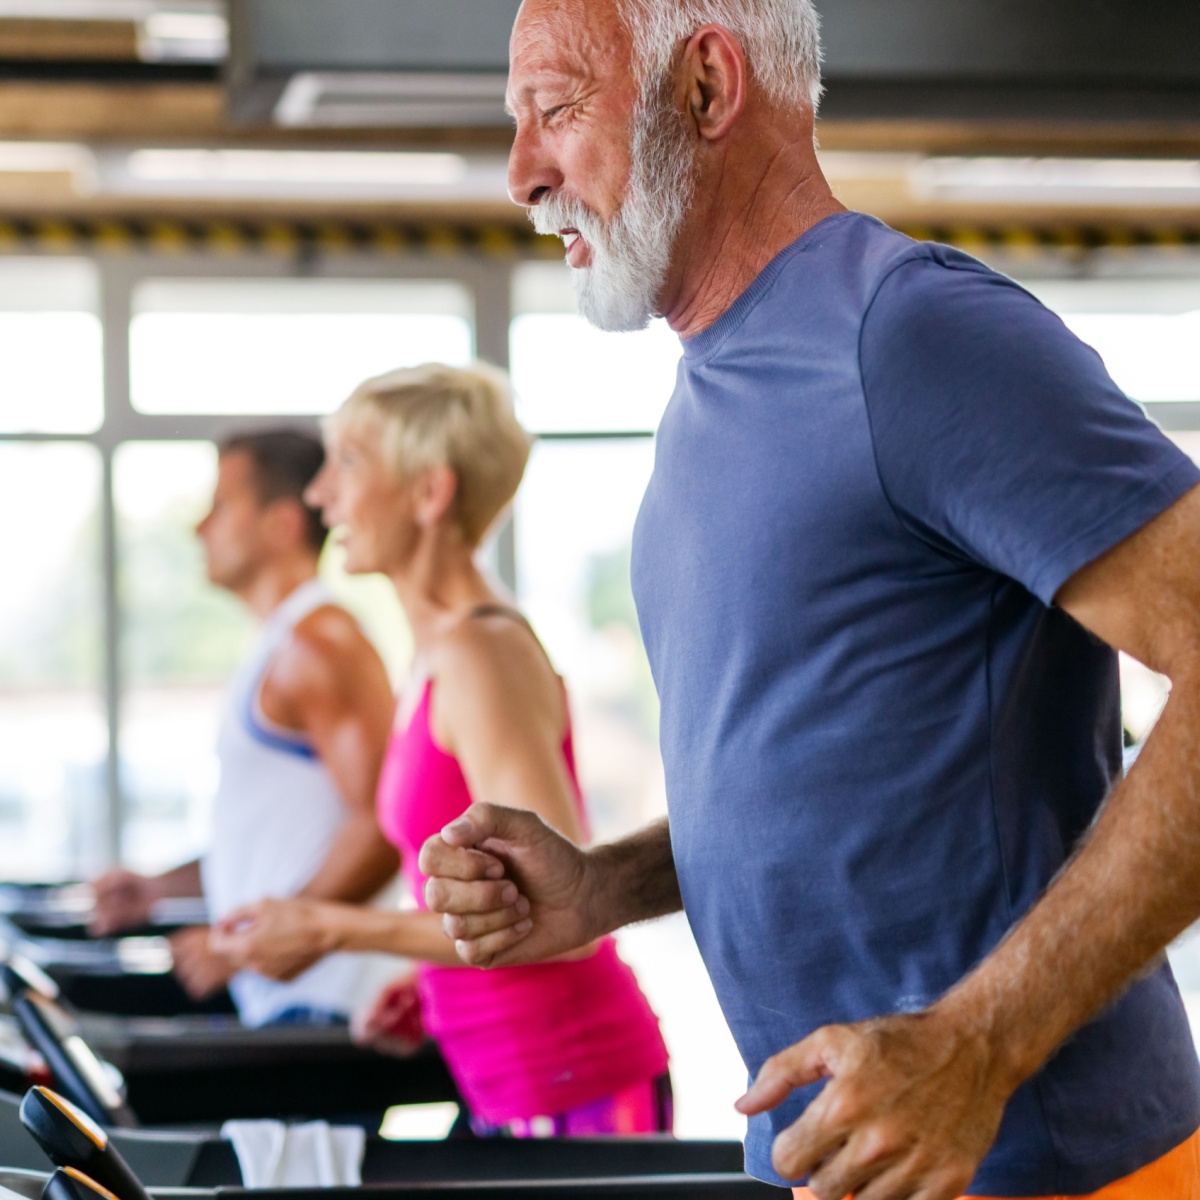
[{"xmin": 0, "ymin": 217, "xmax": 1196, "ymax": 257}]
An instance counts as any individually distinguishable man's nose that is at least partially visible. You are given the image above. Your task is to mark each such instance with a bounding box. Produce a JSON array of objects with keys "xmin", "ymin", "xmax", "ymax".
[
  {"xmin": 507, "ymin": 123, "xmax": 562, "ymax": 208},
  {"xmin": 304, "ymin": 465, "xmax": 330, "ymax": 509}
]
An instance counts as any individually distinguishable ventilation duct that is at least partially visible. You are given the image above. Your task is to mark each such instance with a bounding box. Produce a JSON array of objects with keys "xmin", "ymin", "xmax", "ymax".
[
  {"xmin": 227, "ymin": 0, "xmax": 520, "ymax": 127},
  {"xmin": 227, "ymin": 0, "xmax": 1200, "ymax": 130}
]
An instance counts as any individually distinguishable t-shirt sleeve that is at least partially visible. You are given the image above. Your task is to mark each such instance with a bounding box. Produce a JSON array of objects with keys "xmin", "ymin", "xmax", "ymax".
[{"xmin": 859, "ymin": 253, "xmax": 1200, "ymax": 605}]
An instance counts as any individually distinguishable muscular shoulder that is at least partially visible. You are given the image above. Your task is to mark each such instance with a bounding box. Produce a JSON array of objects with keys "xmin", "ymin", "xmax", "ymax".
[
  {"xmin": 264, "ymin": 605, "xmax": 390, "ymax": 728},
  {"xmin": 280, "ymin": 605, "xmax": 374, "ymax": 683}
]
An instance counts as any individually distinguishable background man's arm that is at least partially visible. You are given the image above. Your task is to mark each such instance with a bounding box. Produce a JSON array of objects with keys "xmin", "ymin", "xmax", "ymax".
[
  {"xmin": 260, "ymin": 605, "xmax": 400, "ymax": 903},
  {"xmin": 740, "ymin": 483, "xmax": 1200, "ymax": 1200},
  {"xmin": 420, "ymin": 809, "xmax": 680, "ymax": 967}
]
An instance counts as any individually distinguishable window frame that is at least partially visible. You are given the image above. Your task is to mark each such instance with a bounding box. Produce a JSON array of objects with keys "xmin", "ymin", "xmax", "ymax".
[{"xmin": 3, "ymin": 240, "xmax": 1199, "ymax": 869}]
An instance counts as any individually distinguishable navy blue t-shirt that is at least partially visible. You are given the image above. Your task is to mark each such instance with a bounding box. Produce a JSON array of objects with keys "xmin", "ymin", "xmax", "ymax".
[{"xmin": 630, "ymin": 212, "xmax": 1200, "ymax": 1194}]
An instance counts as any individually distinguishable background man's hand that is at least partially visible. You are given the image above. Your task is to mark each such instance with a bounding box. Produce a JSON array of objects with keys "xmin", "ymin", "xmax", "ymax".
[
  {"xmin": 210, "ymin": 897, "xmax": 334, "ymax": 981},
  {"xmin": 737, "ymin": 1006, "xmax": 1016, "ymax": 1200},
  {"xmin": 168, "ymin": 925, "xmax": 234, "ymax": 999},
  {"xmin": 419, "ymin": 802, "xmax": 598, "ymax": 968},
  {"xmin": 90, "ymin": 869, "xmax": 158, "ymax": 936},
  {"xmin": 352, "ymin": 974, "xmax": 426, "ymax": 1058}
]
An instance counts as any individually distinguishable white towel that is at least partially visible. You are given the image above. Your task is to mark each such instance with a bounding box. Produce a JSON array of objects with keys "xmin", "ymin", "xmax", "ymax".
[{"xmin": 220, "ymin": 1120, "xmax": 366, "ymax": 1188}]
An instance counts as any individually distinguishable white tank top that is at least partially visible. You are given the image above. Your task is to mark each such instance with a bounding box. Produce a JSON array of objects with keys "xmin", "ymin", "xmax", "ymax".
[{"xmin": 202, "ymin": 579, "xmax": 400, "ymax": 1027}]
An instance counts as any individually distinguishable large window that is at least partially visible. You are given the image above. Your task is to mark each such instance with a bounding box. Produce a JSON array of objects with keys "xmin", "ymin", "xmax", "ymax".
[
  {"xmin": 115, "ymin": 441, "xmax": 250, "ymax": 872},
  {"xmin": 0, "ymin": 259, "xmax": 105, "ymax": 879},
  {"xmin": 0, "ymin": 259, "xmax": 102, "ymax": 435},
  {"xmin": 131, "ymin": 278, "xmax": 473, "ymax": 415},
  {"xmin": 0, "ymin": 442, "xmax": 105, "ymax": 880}
]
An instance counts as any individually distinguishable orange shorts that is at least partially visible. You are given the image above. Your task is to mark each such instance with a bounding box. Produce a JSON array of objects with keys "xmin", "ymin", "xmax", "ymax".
[{"xmin": 790, "ymin": 1125, "xmax": 1200, "ymax": 1199}]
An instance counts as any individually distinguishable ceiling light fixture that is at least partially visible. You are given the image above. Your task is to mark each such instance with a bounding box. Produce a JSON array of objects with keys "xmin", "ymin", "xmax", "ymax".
[
  {"xmin": 0, "ymin": 142, "xmax": 96, "ymax": 192},
  {"xmin": 124, "ymin": 148, "xmax": 469, "ymax": 188},
  {"xmin": 0, "ymin": 1, "xmax": 227, "ymax": 62},
  {"xmin": 912, "ymin": 157, "xmax": 1200, "ymax": 206}
]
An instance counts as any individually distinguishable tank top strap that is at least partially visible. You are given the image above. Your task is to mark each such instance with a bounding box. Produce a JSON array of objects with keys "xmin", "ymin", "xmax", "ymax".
[
  {"xmin": 248, "ymin": 578, "xmax": 336, "ymax": 675},
  {"xmin": 232, "ymin": 578, "xmax": 337, "ymax": 756}
]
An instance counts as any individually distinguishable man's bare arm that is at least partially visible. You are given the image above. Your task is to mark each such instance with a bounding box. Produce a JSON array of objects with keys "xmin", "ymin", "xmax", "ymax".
[
  {"xmin": 587, "ymin": 818, "xmax": 682, "ymax": 932},
  {"xmin": 420, "ymin": 808, "xmax": 680, "ymax": 967},
  {"xmin": 260, "ymin": 606, "xmax": 399, "ymax": 903},
  {"xmin": 741, "ymin": 483, "xmax": 1200, "ymax": 1200}
]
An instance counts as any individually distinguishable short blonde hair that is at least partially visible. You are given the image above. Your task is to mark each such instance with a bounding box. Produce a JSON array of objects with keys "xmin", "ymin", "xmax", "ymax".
[{"xmin": 329, "ymin": 362, "xmax": 531, "ymax": 548}]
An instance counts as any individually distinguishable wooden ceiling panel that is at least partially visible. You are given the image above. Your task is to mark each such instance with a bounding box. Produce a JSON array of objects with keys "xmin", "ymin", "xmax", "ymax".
[
  {"xmin": 0, "ymin": 19, "xmax": 138, "ymax": 61},
  {"xmin": 0, "ymin": 82, "xmax": 224, "ymax": 139}
]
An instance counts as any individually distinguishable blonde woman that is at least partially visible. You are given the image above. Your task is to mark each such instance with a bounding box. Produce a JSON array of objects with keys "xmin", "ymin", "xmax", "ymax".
[{"xmin": 214, "ymin": 363, "xmax": 669, "ymax": 1136}]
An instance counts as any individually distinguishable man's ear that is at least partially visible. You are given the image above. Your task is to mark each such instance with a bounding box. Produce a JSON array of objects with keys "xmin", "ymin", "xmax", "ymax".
[
  {"xmin": 263, "ymin": 497, "xmax": 308, "ymax": 550},
  {"xmin": 413, "ymin": 464, "xmax": 460, "ymax": 528},
  {"xmin": 679, "ymin": 24, "xmax": 748, "ymax": 141}
]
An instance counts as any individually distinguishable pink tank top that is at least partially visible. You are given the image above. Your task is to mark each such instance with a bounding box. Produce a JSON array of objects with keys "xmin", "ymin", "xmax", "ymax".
[{"xmin": 377, "ymin": 676, "xmax": 669, "ymax": 1125}]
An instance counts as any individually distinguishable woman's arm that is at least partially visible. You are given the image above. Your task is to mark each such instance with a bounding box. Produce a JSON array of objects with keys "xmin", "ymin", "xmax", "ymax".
[
  {"xmin": 430, "ymin": 614, "xmax": 585, "ymax": 845},
  {"xmin": 212, "ymin": 896, "xmax": 474, "ymax": 976}
]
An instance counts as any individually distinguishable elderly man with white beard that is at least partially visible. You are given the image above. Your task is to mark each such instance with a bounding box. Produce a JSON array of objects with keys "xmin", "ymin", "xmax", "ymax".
[{"xmin": 420, "ymin": 2, "xmax": 1200, "ymax": 1198}]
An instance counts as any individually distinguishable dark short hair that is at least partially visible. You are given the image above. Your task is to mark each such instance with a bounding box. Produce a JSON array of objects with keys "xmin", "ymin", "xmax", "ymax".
[{"xmin": 218, "ymin": 429, "xmax": 327, "ymax": 553}]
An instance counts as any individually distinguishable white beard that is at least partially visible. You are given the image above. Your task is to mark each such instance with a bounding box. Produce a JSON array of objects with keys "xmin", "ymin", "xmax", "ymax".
[{"xmin": 531, "ymin": 80, "xmax": 696, "ymax": 333}]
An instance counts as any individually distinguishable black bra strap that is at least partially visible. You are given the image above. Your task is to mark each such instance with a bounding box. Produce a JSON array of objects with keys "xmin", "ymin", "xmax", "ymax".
[
  {"xmin": 467, "ymin": 604, "xmax": 555, "ymax": 672},
  {"xmin": 468, "ymin": 603, "xmax": 529, "ymax": 626}
]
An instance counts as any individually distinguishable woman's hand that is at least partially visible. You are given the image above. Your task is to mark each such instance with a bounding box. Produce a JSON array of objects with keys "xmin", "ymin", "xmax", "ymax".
[
  {"xmin": 352, "ymin": 974, "xmax": 426, "ymax": 1057},
  {"xmin": 211, "ymin": 897, "xmax": 338, "ymax": 981}
]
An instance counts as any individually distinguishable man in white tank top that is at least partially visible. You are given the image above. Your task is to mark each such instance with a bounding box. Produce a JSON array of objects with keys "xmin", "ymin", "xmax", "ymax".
[{"xmin": 91, "ymin": 431, "xmax": 401, "ymax": 1027}]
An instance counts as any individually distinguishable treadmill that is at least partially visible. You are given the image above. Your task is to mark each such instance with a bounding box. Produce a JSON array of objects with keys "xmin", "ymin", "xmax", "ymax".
[
  {"xmin": 0, "ymin": 1092, "xmax": 750, "ymax": 1189},
  {"xmin": 0, "ymin": 929, "xmax": 459, "ymax": 1126},
  {"xmin": 0, "ymin": 903, "xmax": 233, "ymax": 1019},
  {"xmin": 0, "ymin": 885, "xmax": 208, "ymax": 944},
  {"xmin": 1, "ymin": 959, "xmax": 751, "ymax": 1190},
  {"xmin": 3, "ymin": 1173, "xmax": 788, "ymax": 1200}
]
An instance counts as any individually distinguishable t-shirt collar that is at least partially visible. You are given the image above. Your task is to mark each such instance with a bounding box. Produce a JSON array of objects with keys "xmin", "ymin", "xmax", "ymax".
[{"xmin": 679, "ymin": 210, "xmax": 853, "ymax": 361}]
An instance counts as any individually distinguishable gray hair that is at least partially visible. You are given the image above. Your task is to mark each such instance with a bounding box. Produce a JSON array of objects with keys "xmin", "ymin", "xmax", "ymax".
[{"xmin": 616, "ymin": 0, "xmax": 823, "ymax": 112}]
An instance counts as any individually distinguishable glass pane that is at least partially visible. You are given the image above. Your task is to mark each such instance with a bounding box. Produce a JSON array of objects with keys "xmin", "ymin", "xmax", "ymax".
[
  {"xmin": 515, "ymin": 440, "xmax": 660, "ymax": 840},
  {"xmin": 511, "ymin": 263, "xmax": 680, "ymax": 433},
  {"xmin": 115, "ymin": 441, "xmax": 252, "ymax": 872},
  {"xmin": 130, "ymin": 279, "xmax": 474, "ymax": 415},
  {"xmin": 0, "ymin": 443, "xmax": 104, "ymax": 879},
  {"xmin": 1023, "ymin": 279, "xmax": 1200, "ymax": 403},
  {"xmin": 513, "ymin": 439, "xmax": 744, "ymax": 1138},
  {"xmin": 0, "ymin": 259, "xmax": 102, "ymax": 434}
]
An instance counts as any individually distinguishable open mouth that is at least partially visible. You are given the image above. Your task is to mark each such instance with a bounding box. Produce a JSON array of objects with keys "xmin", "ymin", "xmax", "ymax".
[{"xmin": 559, "ymin": 227, "xmax": 592, "ymax": 268}]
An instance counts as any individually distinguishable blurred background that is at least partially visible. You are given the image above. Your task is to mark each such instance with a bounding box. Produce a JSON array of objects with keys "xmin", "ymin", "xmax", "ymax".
[{"xmin": 1, "ymin": 0, "xmax": 1198, "ymax": 1141}]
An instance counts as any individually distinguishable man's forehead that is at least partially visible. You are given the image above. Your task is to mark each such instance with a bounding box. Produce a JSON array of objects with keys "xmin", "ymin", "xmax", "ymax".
[{"xmin": 509, "ymin": 0, "xmax": 629, "ymax": 86}]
